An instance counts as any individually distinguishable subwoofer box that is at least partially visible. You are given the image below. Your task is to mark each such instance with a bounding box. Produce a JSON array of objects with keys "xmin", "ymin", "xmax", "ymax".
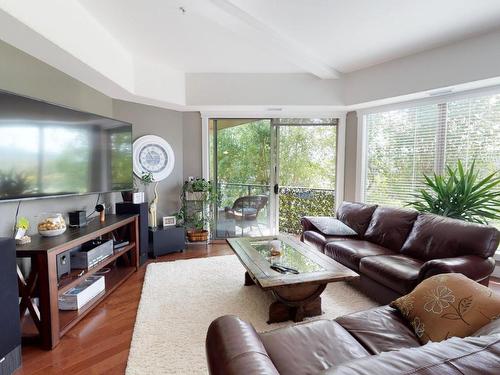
[
  {"xmin": 0, "ymin": 238, "xmax": 22, "ymax": 375},
  {"xmin": 116, "ymin": 202, "xmax": 148, "ymax": 265}
]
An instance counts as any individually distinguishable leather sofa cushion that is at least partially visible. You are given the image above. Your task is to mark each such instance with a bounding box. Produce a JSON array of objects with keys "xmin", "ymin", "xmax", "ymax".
[
  {"xmin": 336, "ymin": 201, "xmax": 377, "ymax": 236},
  {"xmin": 321, "ymin": 335, "xmax": 500, "ymax": 375},
  {"xmin": 260, "ymin": 319, "xmax": 369, "ymax": 375},
  {"xmin": 364, "ymin": 206, "xmax": 418, "ymax": 251},
  {"xmin": 401, "ymin": 213, "xmax": 500, "ymax": 260},
  {"xmin": 335, "ymin": 306, "xmax": 420, "ymax": 354},
  {"xmin": 390, "ymin": 273, "xmax": 500, "ymax": 344},
  {"xmin": 303, "ymin": 231, "xmax": 352, "ymax": 253},
  {"xmin": 360, "ymin": 255, "xmax": 424, "ymax": 295},
  {"xmin": 325, "ymin": 240, "xmax": 396, "ymax": 271}
]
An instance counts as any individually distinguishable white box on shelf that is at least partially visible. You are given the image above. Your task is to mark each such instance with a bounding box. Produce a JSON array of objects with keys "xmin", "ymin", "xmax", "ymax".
[
  {"xmin": 58, "ymin": 275, "xmax": 105, "ymax": 310},
  {"xmin": 132, "ymin": 192, "xmax": 144, "ymax": 204}
]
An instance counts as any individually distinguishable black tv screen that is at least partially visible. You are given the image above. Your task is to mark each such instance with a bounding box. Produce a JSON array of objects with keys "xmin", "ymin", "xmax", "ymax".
[{"xmin": 0, "ymin": 90, "xmax": 133, "ymax": 201}]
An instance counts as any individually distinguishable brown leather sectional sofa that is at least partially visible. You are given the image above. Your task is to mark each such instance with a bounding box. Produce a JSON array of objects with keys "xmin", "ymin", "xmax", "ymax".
[
  {"xmin": 206, "ymin": 202, "xmax": 500, "ymax": 374},
  {"xmin": 301, "ymin": 201, "xmax": 500, "ymax": 304},
  {"xmin": 206, "ymin": 306, "xmax": 500, "ymax": 374}
]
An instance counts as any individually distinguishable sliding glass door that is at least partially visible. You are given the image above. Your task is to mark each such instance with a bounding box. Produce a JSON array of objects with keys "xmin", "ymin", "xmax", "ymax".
[
  {"xmin": 210, "ymin": 117, "xmax": 338, "ymax": 239},
  {"xmin": 275, "ymin": 118, "xmax": 338, "ymax": 234},
  {"xmin": 211, "ymin": 119, "xmax": 274, "ymax": 238}
]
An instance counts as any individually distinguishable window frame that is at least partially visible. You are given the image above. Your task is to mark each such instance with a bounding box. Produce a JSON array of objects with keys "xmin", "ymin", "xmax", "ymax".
[
  {"xmin": 356, "ymin": 85, "xmax": 500, "ymax": 203},
  {"xmin": 202, "ymin": 111, "xmax": 347, "ymax": 211}
]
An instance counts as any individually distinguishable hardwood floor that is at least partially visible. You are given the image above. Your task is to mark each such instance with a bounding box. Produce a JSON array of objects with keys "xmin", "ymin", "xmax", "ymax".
[
  {"xmin": 17, "ymin": 245, "xmax": 500, "ymax": 375},
  {"xmin": 18, "ymin": 243, "xmax": 233, "ymax": 375}
]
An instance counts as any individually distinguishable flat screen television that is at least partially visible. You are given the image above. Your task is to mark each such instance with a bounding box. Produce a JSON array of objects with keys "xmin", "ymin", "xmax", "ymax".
[{"xmin": 0, "ymin": 90, "xmax": 133, "ymax": 201}]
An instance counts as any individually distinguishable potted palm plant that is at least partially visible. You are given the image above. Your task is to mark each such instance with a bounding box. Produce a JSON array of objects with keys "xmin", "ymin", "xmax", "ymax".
[{"xmin": 407, "ymin": 160, "xmax": 500, "ymax": 224}]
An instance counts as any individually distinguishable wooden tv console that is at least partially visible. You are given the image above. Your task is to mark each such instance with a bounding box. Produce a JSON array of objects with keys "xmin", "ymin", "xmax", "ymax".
[{"xmin": 16, "ymin": 214, "xmax": 139, "ymax": 349}]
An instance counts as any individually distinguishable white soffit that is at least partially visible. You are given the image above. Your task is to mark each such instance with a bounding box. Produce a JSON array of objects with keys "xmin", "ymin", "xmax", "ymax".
[
  {"xmin": 0, "ymin": 0, "xmax": 187, "ymax": 107},
  {"xmin": 0, "ymin": 0, "xmax": 134, "ymax": 92}
]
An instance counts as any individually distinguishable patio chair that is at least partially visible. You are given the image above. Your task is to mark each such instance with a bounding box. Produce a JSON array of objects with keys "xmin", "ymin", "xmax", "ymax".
[{"xmin": 224, "ymin": 195, "xmax": 268, "ymax": 234}]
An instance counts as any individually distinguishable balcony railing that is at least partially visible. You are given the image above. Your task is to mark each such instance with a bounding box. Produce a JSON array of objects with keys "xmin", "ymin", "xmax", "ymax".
[{"xmin": 217, "ymin": 182, "xmax": 335, "ymax": 234}]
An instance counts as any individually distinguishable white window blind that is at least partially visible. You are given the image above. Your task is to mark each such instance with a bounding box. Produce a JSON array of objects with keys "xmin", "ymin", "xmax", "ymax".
[{"xmin": 365, "ymin": 93, "xmax": 500, "ymax": 211}]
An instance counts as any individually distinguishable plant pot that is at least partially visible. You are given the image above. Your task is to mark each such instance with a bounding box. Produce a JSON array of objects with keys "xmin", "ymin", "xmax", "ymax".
[
  {"xmin": 186, "ymin": 229, "xmax": 209, "ymax": 242},
  {"xmin": 121, "ymin": 191, "xmax": 134, "ymax": 202}
]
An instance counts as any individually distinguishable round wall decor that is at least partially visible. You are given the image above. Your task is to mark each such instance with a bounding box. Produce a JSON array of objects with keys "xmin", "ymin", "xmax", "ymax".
[{"xmin": 133, "ymin": 135, "xmax": 175, "ymax": 181}]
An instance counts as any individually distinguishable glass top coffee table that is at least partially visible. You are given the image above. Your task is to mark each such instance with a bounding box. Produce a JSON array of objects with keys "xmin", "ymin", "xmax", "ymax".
[{"xmin": 227, "ymin": 235, "xmax": 359, "ymax": 323}]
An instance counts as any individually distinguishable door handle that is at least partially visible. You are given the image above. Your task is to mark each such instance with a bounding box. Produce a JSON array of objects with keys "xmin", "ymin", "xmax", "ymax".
[{"xmin": 274, "ymin": 184, "xmax": 279, "ymax": 194}]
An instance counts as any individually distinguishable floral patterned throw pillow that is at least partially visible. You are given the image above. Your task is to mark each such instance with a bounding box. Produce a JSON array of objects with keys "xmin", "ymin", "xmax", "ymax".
[{"xmin": 390, "ymin": 273, "xmax": 500, "ymax": 344}]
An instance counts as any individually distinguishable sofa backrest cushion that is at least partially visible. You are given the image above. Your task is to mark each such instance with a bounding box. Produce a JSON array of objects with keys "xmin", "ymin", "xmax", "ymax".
[
  {"xmin": 364, "ymin": 206, "xmax": 418, "ymax": 251},
  {"xmin": 321, "ymin": 334, "xmax": 500, "ymax": 375},
  {"xmin": 400, "ymin": 213, "xmax": 500, "ymax": 260},
  {"xmin": 336, "ymin": 201, "xmax": 377, "ymax": 236}
]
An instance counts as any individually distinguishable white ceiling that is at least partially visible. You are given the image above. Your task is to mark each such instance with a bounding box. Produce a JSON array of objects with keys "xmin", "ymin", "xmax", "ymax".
[
  {"xmin": 79, "ymin": 0, "xmax": 500, "ymax": 75},
  {"xmin": 78, "ymin": 0, "xmax": 301, "ymax": 74}
]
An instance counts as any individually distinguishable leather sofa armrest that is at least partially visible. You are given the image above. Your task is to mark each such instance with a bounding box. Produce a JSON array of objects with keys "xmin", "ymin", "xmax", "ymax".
[
  {"xmin": 206, "ymin": 315, "xmax": 279, "ymax": 375},
  {"xmin": 418, "ymin": 255, "xmax": 495, "ymax": 284}
]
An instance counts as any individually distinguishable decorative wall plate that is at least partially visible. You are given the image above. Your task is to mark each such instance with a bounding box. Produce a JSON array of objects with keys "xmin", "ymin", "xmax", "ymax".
[{"xmin": 133, "ymin": 135, "xmax": 175, "ymax": 181}]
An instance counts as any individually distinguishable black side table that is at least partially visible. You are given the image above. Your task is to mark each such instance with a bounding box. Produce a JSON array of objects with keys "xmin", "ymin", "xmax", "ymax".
[{"xmin": 149, "ymin": 226, "xmax": 185, "ymax": 258}]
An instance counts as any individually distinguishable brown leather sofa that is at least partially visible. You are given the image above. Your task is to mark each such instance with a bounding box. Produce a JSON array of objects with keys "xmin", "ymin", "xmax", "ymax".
[
  {"xmin": 301, "ymin": 202, "xmax": 499, "ymax": 304},
  {"xmin": 206, "ymin": 306, "xmax": 500, "ymax": 374}
]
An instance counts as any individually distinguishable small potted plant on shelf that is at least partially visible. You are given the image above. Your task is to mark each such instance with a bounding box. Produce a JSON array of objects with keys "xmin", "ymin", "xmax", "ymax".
[
  {"xmin": 121, "ymin": 178, "xmax": 139, "ymax": 202},
  {"xmin": 183, "ymin": 178, "xmax": 214, "ymax": 201},
  {"xmin": 178, "ymin": 178, "xmax": 216, "ymax": 242},
  {"xmin": 186, "ymin": 213, "xmax": 210, "ymax": 242},
  {"xmin": 14, "ymin": 216, "xmax": 31, "ymax": 245}
]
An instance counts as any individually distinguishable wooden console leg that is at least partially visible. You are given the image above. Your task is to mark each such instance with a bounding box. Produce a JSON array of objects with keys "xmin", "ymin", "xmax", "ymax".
[
  {"xmin": 36, "ymin": 252, "xmax": 60, "ymax": 349},
  {"xmin": 244, "ymin": 271, "xmax": 255, "ymax": 286}
]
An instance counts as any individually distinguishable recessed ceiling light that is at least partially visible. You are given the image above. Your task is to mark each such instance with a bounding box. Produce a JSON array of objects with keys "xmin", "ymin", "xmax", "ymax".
[{"xmin": 267, "ymin": 108, "xmax": 283, "ymax": 111}]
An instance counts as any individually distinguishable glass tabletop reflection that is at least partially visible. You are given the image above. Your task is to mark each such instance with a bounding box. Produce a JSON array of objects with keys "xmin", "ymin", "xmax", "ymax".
[{"xmin": 249, "ymin": 238, "xmax": 324, "ymax": 274}]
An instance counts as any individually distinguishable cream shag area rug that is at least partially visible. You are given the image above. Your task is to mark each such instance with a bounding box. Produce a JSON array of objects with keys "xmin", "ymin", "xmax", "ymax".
[{"xmin": 126, "ymin": 255, "xmax": 378, "ymax": 375}]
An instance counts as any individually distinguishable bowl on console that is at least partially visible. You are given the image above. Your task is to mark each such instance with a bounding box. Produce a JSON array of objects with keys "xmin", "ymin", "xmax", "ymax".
[{"xmin": 38, "ymin": 213, "xmax": 67, "ymax": 237}]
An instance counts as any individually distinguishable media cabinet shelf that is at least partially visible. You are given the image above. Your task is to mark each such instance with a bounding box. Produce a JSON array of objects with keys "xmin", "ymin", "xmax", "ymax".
[
  {"xmin": 16, "ymin": 214, "xmax": 139, "ymax": 350},
  {"xmin": 59, "ymin": 265, "xmax": 136, "ymax": 335},
  {"xmin": 57, "ymin": 242, "xmax": 135, "ymax": 295}
]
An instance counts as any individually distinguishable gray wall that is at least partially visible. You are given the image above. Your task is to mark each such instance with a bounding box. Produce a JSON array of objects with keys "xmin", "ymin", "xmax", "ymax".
[
  {"xmin": 0, "ymin": 40, "xmax": 116, "ymax": 236},
  {"xmin": 343, "ymin": 111, "xmax": 359, "ymax": 202},
  {"xmin": 182, "ymin": 112, "xmax": 203, "ymax": 180},
  {"xmin": 344, "ymin": 29, "xmax": 500, "ymax": 105},
  {"xmin": 0, "ymin": 39, "xmax": 113, "ymax": 117},
  {"xmin": 0, "ymin": 40, "xmax": 190, "ymax": 236},
  {"xmin": 186, "ymin": 73, "xmax": 342, "ymax": 106},
  {"xmin": 112, "ymin": 100, "xmax": 184, "ymax": 218}
]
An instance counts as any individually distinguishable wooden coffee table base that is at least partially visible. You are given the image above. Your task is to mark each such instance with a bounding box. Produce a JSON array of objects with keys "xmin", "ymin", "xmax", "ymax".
[{"xmin": 244, "ymin": 271, "xmax": 326, "ymax": 323}]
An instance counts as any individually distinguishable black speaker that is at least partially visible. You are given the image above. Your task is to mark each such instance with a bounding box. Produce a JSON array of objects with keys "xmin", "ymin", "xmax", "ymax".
[
  {"xmin": 116, "ymin": 202, "xmax": 148, "ymax": 265},
  {"xmin": 68, "ymin": 210, "xmax": 87, "ymax": 227},
  {"xmin": 56, "ymin": 251, "xmax": 71, "ymax": 280},
  {"xmin": 0, "ymin": 238, "xmax": 21, "ymax": 375}
]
